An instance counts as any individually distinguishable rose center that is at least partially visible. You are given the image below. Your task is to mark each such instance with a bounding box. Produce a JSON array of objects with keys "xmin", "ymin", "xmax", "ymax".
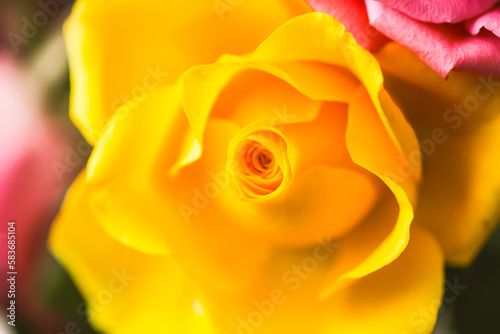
[
  {"xmin": 228, "ymin": 130, "xmax": 289, "ymax": 200},
  {"xmin": 245, "ymin": 146, "xmax": 275, "ymax": 176}
]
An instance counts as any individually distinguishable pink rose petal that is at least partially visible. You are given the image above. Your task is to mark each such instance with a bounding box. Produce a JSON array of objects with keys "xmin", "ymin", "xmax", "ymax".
[
  {"xmin": 465, "ymin": 4, "xmax": 500, "ymax": 37},
  {"xmin": 0, "ymin": 55, "xmax": 76, "ymax": 332},
  {"xmin": 374, "ymin": 0, "xmax": 498, "ymax": 23},
  {"xmin": 306, "ymin": 0, "xmax": 388, "ymax": 50},
  {"xmin": 366, "ymin": 0, "xmax": 500, "ymax": 77}
]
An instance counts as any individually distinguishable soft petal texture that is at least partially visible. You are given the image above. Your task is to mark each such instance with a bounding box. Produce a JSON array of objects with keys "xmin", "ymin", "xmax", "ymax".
[
  {"xmin": 366, "ymin": 0, "xmax": 500, "ymax": 77},
  {"xmin": 307, "ymin": 0, "xmax": 500, "ymax": 76},
  {"xmin": 221, "ymin": 105, "xmax": 381, "ymax": 245},
  {"xmin": 83, "ymin": 13, "xmax": 422, "ymax": 292},
  {"xmin": 322, "ymin": 226, "xmax": 444, "ymax": 334},
  {"xmin": 198, "ymin": 225, "xmax": 444, "ymax": 334},
  {"xmin": 343, "ymin": 86, "xmax": 417, "ymax": 278},
  {"xmin": 374, "ymin": 0, "xmax": 498, "ymax": 23},
  {"xmin": 49, "ymin": 172, "xmax": 217, "ymax": 334},
  {"xmin": 465, "ymin": 4, "xmax": 500, "ymax": 37},
  {"xmin": 87, "ymin": 85, "xmax": 272, "ymax": 292},
  {"xmin": 305, "ymin": 0, "xmax": 388, "ymax": 50},
  {"xmin": 253, "ymin": 12, "xmax": 421, "ymax": 279},
  {"xmin": 377, "ymin": 42, "xmax": 500, "ymax": 265},
  {"xmin": 86, "ymin": 84, "xmax": 186, "ymax": 255},
  {"xmin": 319, "ymin": 189, "xmax": 399, "ymax": 297},
  {"xmin": 53, "ymin": 7, "xmax": 433, "ymax": 334},
  {"xmin": 64, "ymin": 0, "xmax": 311, "ymax": 144},
  {"xmin": 181, "ymin": 60, "xmax": 325, "ymax": 155},
  {"xmin": 52, "ymin": 173, "xmax": 444, "ymax": 334},
  {"xmin": 253, "ymin": 13, "xmax": 422, "ymax": 185}
]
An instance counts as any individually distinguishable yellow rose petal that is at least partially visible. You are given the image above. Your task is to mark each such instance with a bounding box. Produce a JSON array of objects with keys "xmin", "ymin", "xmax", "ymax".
[
  {"xmin": 253, "ymin": 13, "xmax": 421, "ymax": 185},
  {"xmin": 86, "ymin": 84, "xmax": 187, "ymax": 255},
  {"xmin": 87, "ymin": 85, "xmax": 272, "ymax": 291},
  {"xmin": 323, "ymin": 226, "xmax": 444, "ymax": 334},
  {"xmin": 250, "ymin": 12, "xmax": 421, "ymax": 281},
  {"xmin": 377, "ymin": 42, "xmax": 500, "ymax": 265},
  {"xmin": 195, "ymin": 225, "xmax": 443, "ymax": 334},
  {"xmin": 65, "ymin": 0, "xmax": 311, "ymax": 144},
  {"xmin": 182, "ymin": 61, "xmax": 325, "ymax": 154},
  {"xmin": 50, "ymin": 172, "xmax": 217, "ymax": 334},
  {"xmin": 343, "ymin": 86, "xmax": 418, "ymax": 280}
]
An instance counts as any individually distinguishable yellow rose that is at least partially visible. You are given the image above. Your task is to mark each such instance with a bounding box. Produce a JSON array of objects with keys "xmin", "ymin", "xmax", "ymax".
[
  {"xmin": 376, "ymin": 43, "xmax": 500, "ymax": 266},
  {"xmin": 50, "ymin": 1, "xmax": 444, "ymax": 333}
]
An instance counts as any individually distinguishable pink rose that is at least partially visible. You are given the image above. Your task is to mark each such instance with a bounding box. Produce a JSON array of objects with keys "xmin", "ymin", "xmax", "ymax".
[
  {"xmin": 307, "ymin": 0, "xmax": 500, "ymax": 77},
  {"xmin": 0, "ymin": 54, "xmax": 76, "ymax": 332}
]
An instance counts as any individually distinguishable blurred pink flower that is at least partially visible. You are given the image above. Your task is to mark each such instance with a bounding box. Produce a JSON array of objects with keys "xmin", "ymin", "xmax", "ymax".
[{"xmin": 0, "ymin": 54, "xmax": 75, "ymax": 332}]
